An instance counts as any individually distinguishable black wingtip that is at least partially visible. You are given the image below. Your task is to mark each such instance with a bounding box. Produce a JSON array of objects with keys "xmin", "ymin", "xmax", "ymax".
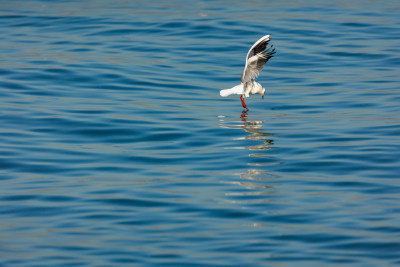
[{"xmin": 263, "ymin": 45, "xmax": 276, "ymax": 60}]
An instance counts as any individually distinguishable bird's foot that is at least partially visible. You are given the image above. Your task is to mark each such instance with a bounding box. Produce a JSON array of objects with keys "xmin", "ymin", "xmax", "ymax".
[{"xmin": 240, "ymin": 96, "xmax": 248, "ymax": 111}]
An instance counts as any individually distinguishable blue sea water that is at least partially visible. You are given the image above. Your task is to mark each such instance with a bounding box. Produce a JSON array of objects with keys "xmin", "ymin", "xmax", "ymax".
[{"xmin": 1, "ymin": 0, "xmax": 400, "ymax": 266}]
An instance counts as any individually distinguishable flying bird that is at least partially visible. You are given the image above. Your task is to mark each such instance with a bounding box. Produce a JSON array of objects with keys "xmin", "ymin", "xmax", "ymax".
[{"xmin": 220, "ymin": 35, "xmax": 275, "ymax": 110}]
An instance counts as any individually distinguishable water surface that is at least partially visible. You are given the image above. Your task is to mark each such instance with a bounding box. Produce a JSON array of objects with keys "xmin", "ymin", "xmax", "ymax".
[{"xmin": 1, "ymin": 0, "xmax": 400, "ymax": 266}]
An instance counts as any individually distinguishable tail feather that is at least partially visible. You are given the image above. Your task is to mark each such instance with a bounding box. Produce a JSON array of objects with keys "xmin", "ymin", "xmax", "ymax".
[
  {"xmin": 220, "ymin": 88, "xmax": 236, "ymax": 97},
  {"xmin": 220, "ymin": 84, "xmax": 243, "ymax": 97}
]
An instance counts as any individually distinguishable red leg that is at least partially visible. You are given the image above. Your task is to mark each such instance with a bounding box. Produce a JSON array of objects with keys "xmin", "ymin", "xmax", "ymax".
[{"xmin": 240, "ymin": 96, "xmax": 248, "ymax": 110}]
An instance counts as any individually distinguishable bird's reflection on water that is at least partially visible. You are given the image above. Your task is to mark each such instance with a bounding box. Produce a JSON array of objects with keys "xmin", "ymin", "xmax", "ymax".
[
  {"xmin": 238, "ymin": 110, "xmax": 273, "ymax": 150},
  {"xmin": 218, "ymin": 110, "xmax": 280, "ymax": 196},
  {"xmin": 220, "ymin": 110, "xmax": 274, "ymax": 151}
]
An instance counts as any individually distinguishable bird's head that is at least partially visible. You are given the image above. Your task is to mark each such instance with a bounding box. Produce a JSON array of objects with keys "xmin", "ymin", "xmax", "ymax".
[{"xmin": 261, "ymin": 87, "xmax": 266, "ymax": 99}]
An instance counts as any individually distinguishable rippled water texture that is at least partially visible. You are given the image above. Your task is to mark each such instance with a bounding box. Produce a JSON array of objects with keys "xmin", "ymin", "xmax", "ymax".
[{"xmin": 1, "ymin": 0, "xmax": 400, "ymax": 266}]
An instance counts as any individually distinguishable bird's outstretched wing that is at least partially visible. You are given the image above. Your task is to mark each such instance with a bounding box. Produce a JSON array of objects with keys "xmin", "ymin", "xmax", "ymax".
[{"xmin": 241, "ymin": 35, "xmax": 275, "ymax": 85}]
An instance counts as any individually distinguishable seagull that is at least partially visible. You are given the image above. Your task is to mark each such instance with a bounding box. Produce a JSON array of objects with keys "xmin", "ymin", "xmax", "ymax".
[{"xmin": 220, "ymin": 35, "xmax": 275, "ymax": 110}]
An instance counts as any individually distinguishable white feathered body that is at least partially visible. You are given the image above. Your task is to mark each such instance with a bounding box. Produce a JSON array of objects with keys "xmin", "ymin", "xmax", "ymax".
[{"xmin": 220, "ymin": 81, "xmax": 265, "ymax": 98}]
